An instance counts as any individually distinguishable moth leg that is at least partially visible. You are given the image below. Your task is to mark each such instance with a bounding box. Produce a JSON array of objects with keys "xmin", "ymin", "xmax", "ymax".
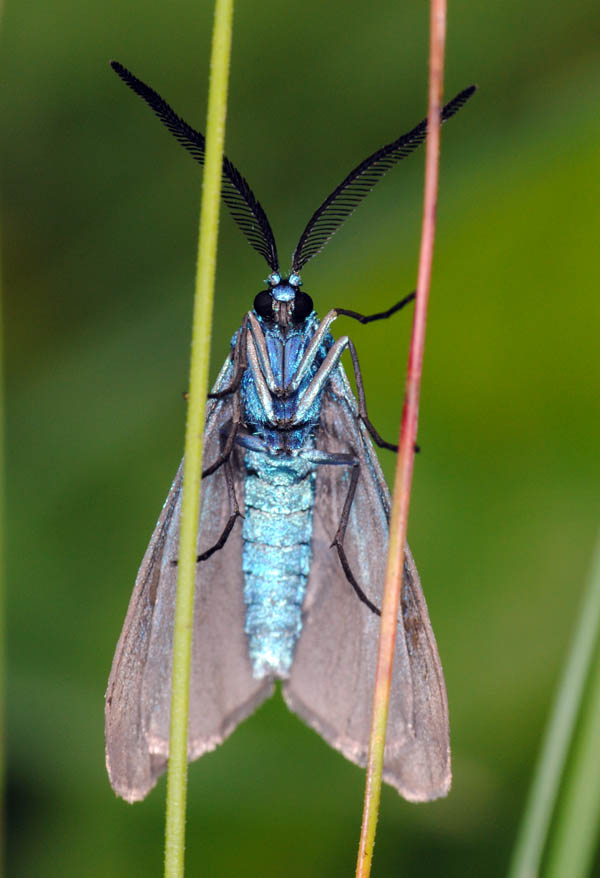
[
  {"xmin": 347, "ymin": 339, "xmax": 398, "ymax": 452},
  {"xmin": 202, "ymin": 383, "xmax": 243, "ymax": 478},
  {"xmin": 171, "ymin": 454, "xmax": 241, "ymax": 567},
  {"xmin": 285, "ymin": 293, "xmax": 415, "ymax": 397},
  {"xmin": 292, "ymin": 335, "xmax": 351, "ymax": 424},
  {"xmin": 301, "ymin": 448, "xmax": 380, "ymax": 616},
  {"xmin": 208, "ymin": 315, "xmax": 249, "ymax": 400},
  {"xmin": 245, "ymin": 330, "xmax": 277, "ymax": 422},
  {"xmin": 196, "ymin": 455, "xmax": 241, "ymax": 562},
  {"xmin": 284, "ymin": 309, "xmax": 341, "ymax": 394},
  {"xmin": 334, "ymin": 289, "xmax": 415, "ymax": 324},
  {"xmin": 248, "ymin": 309, "xmax": 341, "ymax": 401},
  {"xmin": 247, "ymin": 313, "xmax": 278, "ymax": 395},
  {"xmin": 286, "ymin": 329, "xmax": 402, "ymax": 455},
  {"xmin": 330, "ymin": 462, "xmax": 381, "ymax": 617}
]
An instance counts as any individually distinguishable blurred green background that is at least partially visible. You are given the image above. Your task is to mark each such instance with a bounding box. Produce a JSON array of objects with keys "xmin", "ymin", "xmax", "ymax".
[{"xmin": 3, "ymin": 0, "xmax": 600, "ymax": 874}]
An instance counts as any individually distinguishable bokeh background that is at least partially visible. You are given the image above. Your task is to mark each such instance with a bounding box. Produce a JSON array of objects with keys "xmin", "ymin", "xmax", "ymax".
[{"xmin": 3, "ymin": 0, "xmax": 600, "ymax": 874}]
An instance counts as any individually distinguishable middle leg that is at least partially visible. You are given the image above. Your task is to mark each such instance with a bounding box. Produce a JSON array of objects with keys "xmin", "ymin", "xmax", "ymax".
[{"xmin": 301, "ymin": 448, "xmax": 380, "ymax": 616}]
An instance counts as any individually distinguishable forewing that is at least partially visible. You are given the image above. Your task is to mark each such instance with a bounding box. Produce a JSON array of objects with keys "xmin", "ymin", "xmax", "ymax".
[
  {"xmin": 105, "ymin": 460, "xmax": 183, "ymax": 801},
  {"xmin": 105, "ymin": 358, "xmax": 272, "ymax": 802},
  {"xmin": 283, "ymin": 365, "xmax": 450, "ymax": 801}
]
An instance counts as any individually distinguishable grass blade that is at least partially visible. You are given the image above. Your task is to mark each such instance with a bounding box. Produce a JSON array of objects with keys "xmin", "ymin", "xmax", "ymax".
[
  {"xmin": 508, "ymin": 531, "xmax": 600, "ymax": 878},
  {"xmin": 164, "ymin": 1, "xmax": 234, "ymax": 875}
]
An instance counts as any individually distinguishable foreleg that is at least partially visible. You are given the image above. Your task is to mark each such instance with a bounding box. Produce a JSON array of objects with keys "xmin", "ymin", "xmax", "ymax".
[{"xmin": 334, "ymin": 290, "xmax": 415, "ymax": 324}]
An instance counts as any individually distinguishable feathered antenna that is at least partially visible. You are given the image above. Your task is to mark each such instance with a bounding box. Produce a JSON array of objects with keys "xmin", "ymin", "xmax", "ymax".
[
  {"xmin": 291, "ymin": 85, "xmax": 476, "ymax": 273},
  {"xmin": 111, "ymin": 61, "xmax": 279, "ymax": 272}
]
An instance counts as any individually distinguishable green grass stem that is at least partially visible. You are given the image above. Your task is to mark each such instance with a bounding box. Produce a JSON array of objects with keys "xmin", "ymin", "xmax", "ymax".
[
  {"xmin": 163, "ymin": 1, "xmax": 234, "ymax": 875},
  {"xmin": 545, "ymin": 629, "xmax": 600, "ymax": 877},
  {"xmin": 0, "ymin": 7, "xmax": 6, "ymax": 868},
  {"xmin": 0, "ymin": 226, "xmax": 5, "ymax": 876},
  {"xmin": 508, "ymin": 532, "xmax": 600, "ymax": 878}
]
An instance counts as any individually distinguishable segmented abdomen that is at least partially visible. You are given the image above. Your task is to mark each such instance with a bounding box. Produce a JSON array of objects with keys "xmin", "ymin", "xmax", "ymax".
[{"xmin": 242, "ymin": 449, "xmax": 316, "ymax": 678}]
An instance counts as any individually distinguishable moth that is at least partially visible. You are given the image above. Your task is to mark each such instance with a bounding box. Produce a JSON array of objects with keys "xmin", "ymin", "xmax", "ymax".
[{"xmin": 105, "ymin": 61, "xmax": 475, "ymax": 802}]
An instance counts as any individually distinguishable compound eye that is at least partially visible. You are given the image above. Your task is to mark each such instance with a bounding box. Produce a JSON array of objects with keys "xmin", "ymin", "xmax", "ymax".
[
  {"xmin": 253, "ymin": 290, "xmax": 273, "ymax": 319},
  {"xmin": 292, "ymin": 291, "xmax": 313, "ymax": 323}
]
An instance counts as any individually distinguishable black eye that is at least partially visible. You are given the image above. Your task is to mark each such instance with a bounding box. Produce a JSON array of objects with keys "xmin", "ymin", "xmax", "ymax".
[
  {"xmin": 293, "ymin": 292, "xmax": 313, "ymax": 323},
  {"xmin": 253, "ymin": 290, "xmax": 273, "ymax": 318}
]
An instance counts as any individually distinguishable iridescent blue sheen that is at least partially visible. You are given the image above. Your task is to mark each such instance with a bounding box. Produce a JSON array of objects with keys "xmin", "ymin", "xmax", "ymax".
[
  {"xmin": 238, "ymin": 312, "xmax": 333, "ymax": 677},
  {"xmin": 242, "ymin": 450, "xmax": 315, "ymax": 677},
  {"xmin": 238, "ymin": 313, "xmax": 333, "ymax": 455},
  {"xmin": 271, "ymin": 283, "xmax": 295, "ymax": 302}
]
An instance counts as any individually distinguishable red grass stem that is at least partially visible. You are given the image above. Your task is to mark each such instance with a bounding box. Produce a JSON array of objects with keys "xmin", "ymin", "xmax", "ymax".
[{"xmin": 355, "ymin": 2, "xmax": 447, "ymax": 875}]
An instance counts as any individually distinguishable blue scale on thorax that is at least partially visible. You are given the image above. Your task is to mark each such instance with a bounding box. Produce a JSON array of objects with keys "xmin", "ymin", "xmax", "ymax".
[{"xmin": 236, "ymin": 275, "xmax": 334, "ymax": 678}]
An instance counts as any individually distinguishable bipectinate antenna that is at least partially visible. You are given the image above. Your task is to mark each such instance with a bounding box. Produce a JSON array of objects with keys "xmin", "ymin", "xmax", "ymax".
[
  {"xmin": 291, "ymin": 85, "xmax": 476, "ymax": 273},
  {"xmin": 111, "ymin": 61, "xmax": 280, "ymax": 272}
]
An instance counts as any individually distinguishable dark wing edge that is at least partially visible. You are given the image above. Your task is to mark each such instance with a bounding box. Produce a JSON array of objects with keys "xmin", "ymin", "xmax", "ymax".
[
  {"xmin": 105, "ymin": 355, "xmax": 272, "ymax": 802},
  {"xmin": 283, "ymin": 364, "xmax": 450, "ymax": 801}
]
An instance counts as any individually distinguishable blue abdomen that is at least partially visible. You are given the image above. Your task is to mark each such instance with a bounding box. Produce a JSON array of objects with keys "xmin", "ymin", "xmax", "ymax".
[{"xmin": 242, "ymin": 449, "xmax": 316, "ymax": 678}]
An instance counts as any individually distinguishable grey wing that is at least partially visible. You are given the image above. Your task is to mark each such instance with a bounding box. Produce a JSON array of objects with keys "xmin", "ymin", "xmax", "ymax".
[
  {"xmin": 105, "ymin": 358, "xmax": 272, "ymax": 802},
  {"xmin": 283, "ymin": 365, "xmax": 450, "ymax": 801}
]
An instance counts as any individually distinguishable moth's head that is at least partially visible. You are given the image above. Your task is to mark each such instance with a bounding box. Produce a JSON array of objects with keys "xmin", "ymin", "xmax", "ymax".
[{"xmin": 253, "ymin": 272, "xmax": 313, "ymax": 328}]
